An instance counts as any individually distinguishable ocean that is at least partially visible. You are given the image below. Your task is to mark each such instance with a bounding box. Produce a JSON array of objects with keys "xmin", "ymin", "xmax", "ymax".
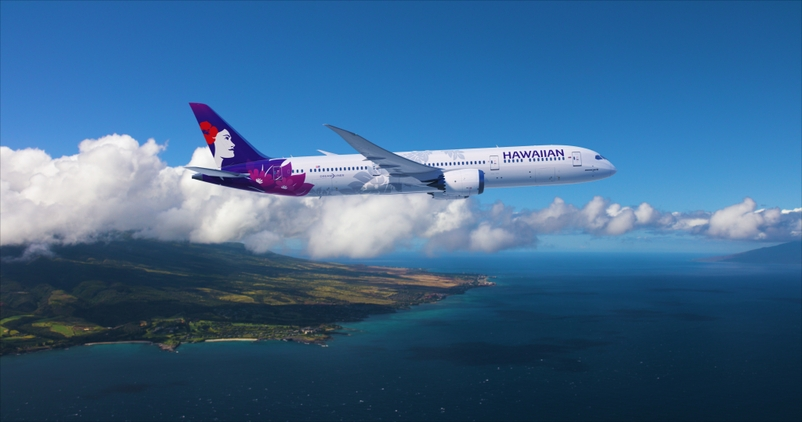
[{"xmin": 1, "ymin": 253, "xmax": 800, "ymax": 421}]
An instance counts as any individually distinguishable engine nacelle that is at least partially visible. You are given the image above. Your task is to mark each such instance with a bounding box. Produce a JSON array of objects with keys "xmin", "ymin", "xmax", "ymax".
[{"xmin": 427, "ymin": 169, "xmax": 484, "ymax": 199}]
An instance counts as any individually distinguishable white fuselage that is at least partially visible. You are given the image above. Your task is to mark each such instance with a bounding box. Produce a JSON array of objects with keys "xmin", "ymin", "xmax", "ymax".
[
  {"xmin": 187, "ymin": 104, "xmax": 617, "ymax": 198},
  {"xmin": 281, "ymin": 145, "xmax": 616, "ymax": 197}
]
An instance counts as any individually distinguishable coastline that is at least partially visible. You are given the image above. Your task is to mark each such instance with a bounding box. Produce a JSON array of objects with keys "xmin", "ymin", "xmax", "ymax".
[
  {"xmin": 2, "ymin": 275, "xmax": 494, "ymax": 356},
  {"xmin": 84, "ymin": 341, "xmax": 152, "ymax": 346},
  {"xmin": 204, "ymin": 338, "xmax": 258, "ymax": 342}
]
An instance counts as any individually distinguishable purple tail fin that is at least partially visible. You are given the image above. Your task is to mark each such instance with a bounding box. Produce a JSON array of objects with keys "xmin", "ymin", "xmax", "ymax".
[{"xmin": 189, "ymin": 103, "xmax": 268, "ymax": 169}]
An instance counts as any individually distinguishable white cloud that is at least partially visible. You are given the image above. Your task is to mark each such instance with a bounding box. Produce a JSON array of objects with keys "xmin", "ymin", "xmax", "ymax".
[
  {"xmin": 469, "ymin": 223, "xmax": 518, "ymax": 253},
  {"xmin": 1, "ymin": 136, "xmax": 800, "ymax": 258},
  {"xmin": 0, "ymin": 135, "xmax": 179, "ymax": 245},
  {"xmin": 707, "ymin": 198, "xmax": 764, "ymax": 239},
  {"xmin": 634, "ymin": 203, "xmax": 657, "ymax": 225}
]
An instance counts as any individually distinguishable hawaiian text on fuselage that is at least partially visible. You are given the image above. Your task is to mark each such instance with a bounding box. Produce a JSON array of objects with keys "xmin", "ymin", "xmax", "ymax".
[{"xmin": 502, "ymin": 149, "xmax": 565, "ymax": 160}]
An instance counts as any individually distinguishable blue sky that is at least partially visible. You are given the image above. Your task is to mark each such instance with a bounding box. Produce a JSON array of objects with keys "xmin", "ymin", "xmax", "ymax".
[{"xmin": 1, "ymin": 2, "xmax": 800, "ymax": 254}]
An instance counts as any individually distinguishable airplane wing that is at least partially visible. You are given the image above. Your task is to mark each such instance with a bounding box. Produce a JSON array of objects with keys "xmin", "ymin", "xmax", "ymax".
[
  {"xmin": 185, "ymin": 166, "xmax": 249, "ymax": 178},
  {"xmin": 325, "ymin": 125, "xmax": 440, "ymax": 181},
  {"xmin": 317, "ymin": 149, "xmax": 338, "ymax": 156}
]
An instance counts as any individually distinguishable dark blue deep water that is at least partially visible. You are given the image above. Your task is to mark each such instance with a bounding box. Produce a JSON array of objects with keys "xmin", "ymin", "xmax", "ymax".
[{"xmin": 2, "ymin": 254, "xmax": 800, "ymax": 421}]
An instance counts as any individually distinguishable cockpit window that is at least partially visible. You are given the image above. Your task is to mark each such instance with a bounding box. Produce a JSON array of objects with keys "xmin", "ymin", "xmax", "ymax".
[{"xmin": 595, "ymin": 155, "xmax": 607, "ymax": 160}]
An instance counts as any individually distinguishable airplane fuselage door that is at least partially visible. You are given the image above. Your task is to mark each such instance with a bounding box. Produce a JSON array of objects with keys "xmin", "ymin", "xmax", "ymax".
[
  {"xmin": 572, "ymin": 151, "xmax": 582, "ymax": 167},
  {"xmin": 490, "ymin": 155, "xmax": 499, "ymax": 170}
]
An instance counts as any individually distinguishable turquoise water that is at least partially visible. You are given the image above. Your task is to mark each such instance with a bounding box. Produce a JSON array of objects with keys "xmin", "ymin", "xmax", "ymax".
[{"xmin": 2, "ymin": 254, "xmax": 800, "ymax": 421}]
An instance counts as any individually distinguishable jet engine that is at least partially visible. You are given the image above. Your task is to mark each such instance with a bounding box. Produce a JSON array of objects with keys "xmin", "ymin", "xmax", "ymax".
[{"xmin": 427, "ymin": 169, "xmax": 485, "ymax": 199}]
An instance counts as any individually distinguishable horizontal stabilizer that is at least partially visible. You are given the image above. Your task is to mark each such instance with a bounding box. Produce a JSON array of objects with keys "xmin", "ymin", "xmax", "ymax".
[{"xmin": 185, "ymin": 166, "xmax": 249, "ymax": 178}]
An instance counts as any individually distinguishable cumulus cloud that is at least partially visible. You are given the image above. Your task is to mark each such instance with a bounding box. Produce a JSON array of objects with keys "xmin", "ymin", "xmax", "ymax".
[
  {"xmin": 1, "ymin": 135, "xmax": 800, "ymax": 258},
  {"xmin": 1, "ymin": 135, "xmax": 179, "ymax": 245},
  {"xmin": 512, "ymin": 196, "xmax": 800, "ymax": 243}
]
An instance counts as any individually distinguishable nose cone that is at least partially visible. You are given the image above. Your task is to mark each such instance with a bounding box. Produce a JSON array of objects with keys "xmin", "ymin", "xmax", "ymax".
[{"xmin": 599, "ymin": 160, "xmax": 616, "ymax": 179}]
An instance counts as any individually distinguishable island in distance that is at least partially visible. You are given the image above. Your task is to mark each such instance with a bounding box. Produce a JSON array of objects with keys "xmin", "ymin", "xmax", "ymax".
[
  {"xmin": 700, "ymin": 241, "xmax": 802, "ymax": 265},
  {"xmin": 0, "ymin": 237, "xmax": 492, "ymax": 355}
]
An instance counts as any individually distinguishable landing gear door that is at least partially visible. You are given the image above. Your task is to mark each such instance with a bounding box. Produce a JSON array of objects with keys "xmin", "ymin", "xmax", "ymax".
[
  {"xmin": 490, "ymin": 155, "xmax": 499, "ymax": 171},
  {"xmin": 572, "ymin": 151, "xmax": 582, "ymax": 167}
]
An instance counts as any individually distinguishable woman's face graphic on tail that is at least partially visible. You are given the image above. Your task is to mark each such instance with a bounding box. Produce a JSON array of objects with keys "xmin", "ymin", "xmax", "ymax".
[{"xmin": 215, "ymin": 129, "xmax": 235, "ymax": 159}]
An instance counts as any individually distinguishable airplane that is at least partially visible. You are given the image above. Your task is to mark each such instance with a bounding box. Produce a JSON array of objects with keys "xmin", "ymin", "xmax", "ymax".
[{"xmin": 186, "ymin": 103, "xmax": 616, "ymax": 199}]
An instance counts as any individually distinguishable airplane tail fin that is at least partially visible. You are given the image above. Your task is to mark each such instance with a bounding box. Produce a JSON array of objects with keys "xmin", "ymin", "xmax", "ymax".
[{"xmin": 189, "ymin": 103, "xmax": 268, "ymax": 169}]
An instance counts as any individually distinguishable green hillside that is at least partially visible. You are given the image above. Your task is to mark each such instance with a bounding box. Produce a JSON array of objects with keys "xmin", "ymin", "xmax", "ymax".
[{"xmin": 0, "ymin": 238, "xmax": 490, "ymax": 355}]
